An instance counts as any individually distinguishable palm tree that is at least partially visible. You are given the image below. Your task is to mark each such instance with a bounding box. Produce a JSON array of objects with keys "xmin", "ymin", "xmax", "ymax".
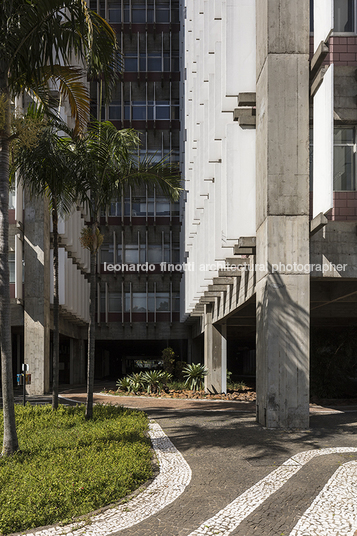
[
  {"xmin": 72, "ymin": 121, "xmax": 181, "ymax": 419},
  {"xmin": 12, "ymin": 121, "xmax": 77, "ymax": 411},
  {"xmin": 0, "ymin": 0, "xmax": 117, "ymax": 456}
]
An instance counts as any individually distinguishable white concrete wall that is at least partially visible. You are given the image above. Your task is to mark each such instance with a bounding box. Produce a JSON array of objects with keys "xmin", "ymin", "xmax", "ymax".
[{"xmin": 182, "ymin": 0, "xmax": 256, "ymax": 317}]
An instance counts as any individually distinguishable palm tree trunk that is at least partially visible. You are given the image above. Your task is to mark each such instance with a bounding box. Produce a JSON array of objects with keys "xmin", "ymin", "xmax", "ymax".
[
  {"xmin": 0, "ymin": 79, "xmax": 19, "ymax": 455},
  {"xmin": 85, "ymin": 224, "xmax": 97, "ymax": 419},
  {"xmin": 52, "ymin": 201, "xmax": 59, "ymax": 410}
]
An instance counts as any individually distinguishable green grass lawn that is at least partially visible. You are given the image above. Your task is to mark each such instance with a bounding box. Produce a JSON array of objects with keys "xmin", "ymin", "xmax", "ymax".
[{"xmin": 0, "ymin": 404, "xmax": 152, "ymax": 535}]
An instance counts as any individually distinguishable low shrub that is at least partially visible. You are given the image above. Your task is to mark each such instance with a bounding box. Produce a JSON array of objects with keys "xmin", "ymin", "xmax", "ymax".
[
  {"xmin": 183, "ymin": 363, "xmax": 208, "ymax": 391},
  {"xmin": 0, "ymin": 404, "xmax": 152, "ymax": 535}
]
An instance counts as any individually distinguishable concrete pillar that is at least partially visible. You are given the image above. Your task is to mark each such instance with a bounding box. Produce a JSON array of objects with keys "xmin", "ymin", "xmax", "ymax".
[
  {"xmin": 24, "ymin": 193, "xmax": 51, "ymax": 395},
  {"xmin": 255, "ymin": 0, "xmax": 310, "ymax": 428},
  {"xmin": 204, "ymin": 305, "xmax": 227, "ymax": 393}
]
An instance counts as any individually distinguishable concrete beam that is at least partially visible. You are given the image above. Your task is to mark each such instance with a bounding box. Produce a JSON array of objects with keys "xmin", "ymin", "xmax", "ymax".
[
  {"xmin": 310, "ymin": 41, "xmax": 329, "ymax": 81},
  {"xmin": 310, "ymin": 211, "xmax": 328, "ymax": 236},
  {"xmin": 238, "ymin": 92, "xmax": 257, "ymax": 106},
  {"xmin": 213, "ymin": 277, "xmax": 234, "ymax": 285},
  {"xmin": 208, "ymin": 284, "xmax": 229, "ymax": 292},
  {"xmin": 233, "ymin": 108, "xmax": 256, "ymax": 127},
  {"xmin": 218, "ymin": 269, "xmax": 242, "ymax": 277}
]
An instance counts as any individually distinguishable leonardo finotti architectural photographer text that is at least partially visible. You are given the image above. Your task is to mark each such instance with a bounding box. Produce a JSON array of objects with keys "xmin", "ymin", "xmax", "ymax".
[{"xmin": 103, "ymin": 261, "xmax": 348, "ymax": 274}]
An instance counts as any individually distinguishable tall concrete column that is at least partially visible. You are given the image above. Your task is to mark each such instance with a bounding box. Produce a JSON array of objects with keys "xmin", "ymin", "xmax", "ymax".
[
  {"xmin": 24, "ymin": 193, "xmax": 51, "ymax": 395},
  {"xmin": 255, "ymin": 0, "xmax": 310, "ymax": 428},
  {"xmin": 204, "ymin": 305, "xmax": 227, "ymax": 393}
]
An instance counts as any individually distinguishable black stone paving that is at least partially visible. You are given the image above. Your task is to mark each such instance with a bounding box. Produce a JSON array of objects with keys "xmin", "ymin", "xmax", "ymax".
[{"xmin": 108, "ymin": 405, "xmax": 357, "ymax": 536}]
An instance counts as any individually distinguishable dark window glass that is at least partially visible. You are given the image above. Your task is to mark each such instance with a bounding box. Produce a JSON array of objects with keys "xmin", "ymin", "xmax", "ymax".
[
  {"xmin": 335, "ymin": 0, "xmax": 355, "ymax": 32},
  {"xmin": 156, "ymin": 4, "xmax": 170, "ymax": 22},
  {"xmin": 132, "ymin": 6, "xmax": 146, "ymax": 22},
  {"xmin": 108, "ymin": 3, "xmax": 121, "ymax": 23},
  {"xmin": 124, "ymin": 52, "xmax": 138, "ymax": 71},
  {"xmin": 334, "ymin": 128, "xmax": 356, "ymax": 190},
  {"xmin": 148, "ymin": 55, "xmax": 162, "ymax": 71},
  {"xmin": 9, "ymin": 252, "xmax": 15, "ymax": 284}
]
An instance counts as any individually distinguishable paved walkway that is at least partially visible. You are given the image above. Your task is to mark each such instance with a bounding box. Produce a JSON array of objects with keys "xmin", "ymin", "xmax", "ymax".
[
  {"xmin": 49, "ymin": 392, "xmax": 357, "ymax": 536},
  {"xmin": 7, "ymin": 390, "xmax": 357, "ymax": 536}
]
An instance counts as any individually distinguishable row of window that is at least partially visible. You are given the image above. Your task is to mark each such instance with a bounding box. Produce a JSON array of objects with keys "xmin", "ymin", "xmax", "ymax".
[
  {"xmin": 107, "ymin": 2, "xmax": 179, "ymax": 24},
  {"xmin": 311, "ymin": 0, "xmax": 357, "ymax": 33},
  {"xmin": 108, "ymin": 101, "xmax": 179, "ymax": 121},
  {"xmin": 124, "ymin": 52, "xmax": 179, "ymax": 73},
  {"xmin": 109, "ymin": 197, "xmax": 179, "ymax": 217},
  {"xmin": 101, "ymin": 243, "xmax": 180, "ymax": 264},
  {"xmin": 100, "ymin": 291, "xmax": 180, "ymax": 312},
  {"xmin": 107, "ymin": 196, "xmax": 179, "ymax": 216}
]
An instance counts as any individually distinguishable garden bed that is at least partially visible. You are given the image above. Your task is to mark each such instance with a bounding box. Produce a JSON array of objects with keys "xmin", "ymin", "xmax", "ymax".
[
  {"xmin": 0, "ymin": 404, "xmax": 153, "ymax": 535},
  {"xmin": 102, "ymin": 386, "xmax": 256, "ymax": 402}
]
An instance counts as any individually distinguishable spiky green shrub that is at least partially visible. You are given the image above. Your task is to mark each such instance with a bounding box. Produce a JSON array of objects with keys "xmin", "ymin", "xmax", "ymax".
[
  {"xmin": 183, "ymin": 363, "xmax": 208, "ymax": 391},
  {"xmin": 142, "ymin": 370, "xmax": 170, "ymax": 394},
  {"xmin": 116, "ymin": 377, "xmax": 131, "ymax": 392},
  {"xmin": 127, "ymin": 372, "xmax": 145, "ymax": 393}
]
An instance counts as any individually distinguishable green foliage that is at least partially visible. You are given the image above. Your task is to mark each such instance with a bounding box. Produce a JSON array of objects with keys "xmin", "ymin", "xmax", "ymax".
[
  {"xmin": 310, "ymin": 327, "xmax": 357, "ymax": 398},
  {"xmin": 142, "ymin": 370, "xmax": 172, "ymax": 394},
  {"xmin": 126, "ymin": 372, "xmax": 145, "ymax": 393},
  {"xmin": 116, "ymin": 376, "xmax": 131, "ymax": 392},
  {"xmin": 166, "ymin": 380, "xmax": 187, "ymax": 391},
  {"xmin": 228, "ymin": 380, "xmax": 246, "ymax": 391},
  {"xmin": 174, "ymin": 360, "xmax": 187, "ymax": 381},
  {"xmin": 183, "ymin": 363, "xmax": 208, "ymax": 391},
  {"xmin": 161, "ymin": 347, "xmax": 175, "ymax": 375},
  {"xmin": 0, "ymin": 404, "xmax": 152, "ymax": 535},
  {"xmin": 117, "ymin": 370, "xmax": 172, "ymax": 394}
]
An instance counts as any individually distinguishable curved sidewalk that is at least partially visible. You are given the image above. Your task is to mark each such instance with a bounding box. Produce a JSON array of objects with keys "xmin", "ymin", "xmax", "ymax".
[{"xmin": 53, "ymin": 392, "xmax": 357, "ymax": 536}]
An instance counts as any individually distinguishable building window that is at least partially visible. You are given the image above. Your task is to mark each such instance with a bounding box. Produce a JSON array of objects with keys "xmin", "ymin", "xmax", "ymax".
[
  {"xmin": 125, "ymin": 292, "xmax": 146, "ymax": 312},
  {"xmin": 335, "ymin": 0, "xmax": 355, "ymax": 32},
  {"xmin": 156, "ymin": 292, "xmax": 169, "ymax": 311},
  {"xmin": 147, "ymin": 244, "xmax": 162, "ymax": 263},
  {"xmin": 108, "ymin": 1, "xmax": 121, "ymax": 23},
  {"xmin": 132, "ymin": 196, "xmax": 146, "ymax": 216},
  {"xmin": 9, "ymin": 252, "xmax": 15, "ymax": 283},
  {"xmin": 9, "ymin": 188, "xmax": 16, "ymax": 210},
  {"xmin": 156, "ymin": 197, "xmax": 170, "ymax": 215},
  {"xmin": 124, "ymin": 53, "xmax": 138, "ymax": 72},
  {"xmin": 334, "ymin": 128, "xmax": 356, "ymax": 190},
  {"xmin": 109, "ymin": 102, "xmax": 121, "ymax": 120},
  {"xmin": 101, "ymin": 292, "xmax": 122, "ymax": 313},
  {"xmin": 101, "ymin": 243, "xmax": 114, "ymax": 263}
]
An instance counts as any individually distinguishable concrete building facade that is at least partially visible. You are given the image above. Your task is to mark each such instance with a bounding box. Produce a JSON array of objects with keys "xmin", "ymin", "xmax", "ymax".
[
  {"xmin": 182, "ymin": 0, "xmax": 357, "ymax": 428},
  {"xmin": 7, "ymin": 0, "xmax": 189, "ymax": 394}
]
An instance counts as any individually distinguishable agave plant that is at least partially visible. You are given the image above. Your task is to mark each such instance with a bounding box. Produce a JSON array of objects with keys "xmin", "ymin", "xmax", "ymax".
[
  {"xmin": 183, "ymin": 363, "xmax": 208, "ymax": 391},
  {"xmin": 142, "ymin": 370, "xmax": 172, "ymax": 394},
  {"xmin": 127, "ymin": 372, "xmax": 145, "ymax": 394},
  {"xmin": 116, "ymin": 377, "xmax": 131, "ymax": 392}
]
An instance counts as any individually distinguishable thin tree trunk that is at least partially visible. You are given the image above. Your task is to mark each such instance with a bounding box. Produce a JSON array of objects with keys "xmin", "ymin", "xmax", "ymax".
[
  {"xmin": 52, "ymin": 201, "xmax": 59, "ymax": 410},
  {"xmin": 0, "ymin": 80, "xmax": 19, "ymax": 455},
  {"xmin": 85, "ymin": 225, "xmax": 97, "ymax": 419}
]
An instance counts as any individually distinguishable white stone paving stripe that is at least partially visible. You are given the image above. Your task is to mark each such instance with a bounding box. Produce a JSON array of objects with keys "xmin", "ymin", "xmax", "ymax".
[
  {"xmin": 22, "ymin": 421, "xmax": 192, "ymax": 536},
  {"xmin": 289, "ymin": 460, "xmax": 357, "ymax": 536},
  {"xmin": 186, "ymin": 447, "xmax": 357, "ymax": 536}
]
